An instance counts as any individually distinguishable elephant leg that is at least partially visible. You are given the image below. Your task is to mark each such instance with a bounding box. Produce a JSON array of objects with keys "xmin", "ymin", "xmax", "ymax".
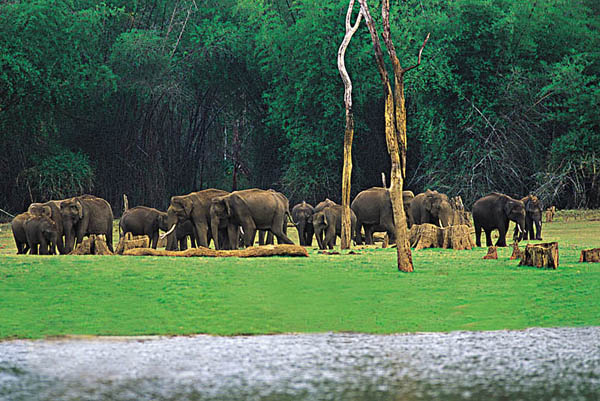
[
  {"xmin": 271, "ymin": 220, "xmax": 294, "ymax": 245},
  {"xmin": 496, "ymin": 222, "xmax": 508, "ymax": 247},
  {"xmin": 535, "ymin": 221, "xmax": 542, "ymax": 240},
  {"xmin": 324, "ymin": 227, "xmax": 336, "ymax": 249},
  {"xmin": 179, "ymin": 237, "xmax": 188, "ymax": 251},
  {"xmin": 39, "ymin": 239, "xmax": 48, "ymax": 255},
  {"xmin": 243, "ymin": 226, "xmax": 257, "ymax": 248},
  {"xmin": 354, "ymin": 222, "xmax": 364, "ymax": 245},
  {"xmin": 151, "ymin": 232, "xmax": 159, "ymax": 249},
  {"xmin": 194, "ymin": 222, "xmax": 209, "ymax": 248},
  {"xmin": 484, "ymin": 229, "xmax": 493, "ymax": 247},
  {"xmin": 30, "ymin": 243, "xmax": 39, "ymax": 255},
  {"xmin": 365, "ymin": 225, "xmax": 375, "ymax": 245},
  {"xmin": 190, "ymin": 233, "xmax": 197, "ymax": 248},
  {"xmin": 315, "ymin": 229, "xmax": 325, "ymax": 249},
  {"xmin": 474, "ymin": 223, "xmax": 482, "ymax": 247}
]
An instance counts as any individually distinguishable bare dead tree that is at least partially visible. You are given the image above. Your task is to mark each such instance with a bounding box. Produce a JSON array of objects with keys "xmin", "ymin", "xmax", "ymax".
[
  {"xmin": 338, "ymin": 0, "xmax": 363, "ymax": 249},
  {"xmin": 358, "ymin": 0, "xmax": 429, "ymax": 272}
]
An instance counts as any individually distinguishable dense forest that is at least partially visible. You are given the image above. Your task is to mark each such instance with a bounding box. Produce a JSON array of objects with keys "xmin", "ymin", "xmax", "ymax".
[{"xmin": 1, "ymin": 0, "xmax": 599, "ymax": 218}]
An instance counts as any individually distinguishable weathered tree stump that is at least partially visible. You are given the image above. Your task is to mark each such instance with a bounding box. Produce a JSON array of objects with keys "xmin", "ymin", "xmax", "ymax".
[
  {"xmin": 545, "ymin": 206, "xmax": 556, "ymax": 222},
  {"xmin": 115, "ymin": 233, "xmax": 150, "ymax": 255},
  {"xmin": 123, "ymin": 244, "xmax": 309, "ymax": 257},
  {"xmin": 483, "ymin": 246, "xmax": 498, "ymax": 259},
  {"xmin": 519, "ymin": 242, "xmax": 559, "ymax": 269},
  {"xmin": 579, "ymin": 248, "xmax": 600, "ymax": 263},
  {"xmin": 70, "ymin": 234, "xmax": 113, "ymax": 255},
  {"xmin": 409, "ymin": 224, "xmax": 474, "ymax": 250},
  {"xmin": 510, "ymin": 242, "xmax": 524, "ymax": 260}
]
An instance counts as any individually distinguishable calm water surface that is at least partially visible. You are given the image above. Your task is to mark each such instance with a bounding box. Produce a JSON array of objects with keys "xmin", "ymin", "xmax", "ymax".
[{"xmin": 1, "ymin": 327, "xmax": 599, "ymax": 401}]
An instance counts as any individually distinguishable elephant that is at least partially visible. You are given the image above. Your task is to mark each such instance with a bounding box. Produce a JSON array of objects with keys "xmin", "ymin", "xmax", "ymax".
[
  {"xmin": 119, "ymin": 206, "xmax": 169, "ymax": 249},
  {"xmin": 28, "ymin": 200, "xmax": 67, "ymax": 254},
  {"xmin": 513, "ymin": 195, "xmax": 543, "ymax": 241},
  {"xmin": 210, "ymin": 188, "xmax": 294, "ymax": 250},
  {"xmin": 24, "ymin": 214, "xmax": 59, "ymax": 255},
  {"xmin": 257, "ymin": 190, "xmax": 292, "ymax": 246},
  {"xmin": 167, "ymin": 188, "xmax": 229, "ymax": 248},
  {"xmin": 165, "ymin": 206, "xmax": 198, "ymax": 251},
  {"xmin": 312, "ymin": 204, "xmax": 357, "ymax": 250},
  {"xmin": 292, "ymin": 201, "xmax": 315, "ymax": 246},
  {"xmin": 313, "ymin": 198, "xmax": 338, "ymax": 246},
  {"xmin": 408, "ymin": 190, "xmax": 454, "ymax": 228},
  {"xmin": 11, "ymin": 212, "xmax": 33, "ymax": 254},
  {"xmin": 60, "ymin": 195, "xmax": 114, "ymax": 253},
  {"xmin": 472, "ymin": 192, "xmax": 526, "ymax": 247},
  {"xmin": 351, "ymin": 187, "xmax": 414, "ymax": 245}
]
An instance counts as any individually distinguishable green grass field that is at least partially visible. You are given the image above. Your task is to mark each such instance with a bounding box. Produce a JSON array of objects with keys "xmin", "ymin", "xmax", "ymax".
[{"xmin": 1, "ymin": 214, "xmax": 599, "ymax": 339}]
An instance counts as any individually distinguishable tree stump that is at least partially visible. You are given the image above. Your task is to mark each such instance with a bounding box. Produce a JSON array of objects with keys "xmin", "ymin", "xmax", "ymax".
[
  {"xmin": 483, "ymin": 246, "xmax": 498, "ymax": 259},
  {"xmin": 519, "ymin": 242, "xmax": 559, "ymax": 269},
  {"xmin": 510, "ymin": 242, "xmax": 524, "ymax": 260},
  {"xmin": 70, "ymin": 234, "xmax": 113, "ymax": 255},
  {"xmin": 579, "ymin": 248, "xmax": 600, "ymax": 263},
  {"xmin": 115, "ymin": 233, "xmax": 150, "ymax": 255},
  {"xmin": 409, "ymin": 224, "xmax": 474, "ymax": 250},
  {"xmin": 545, "ymin": 206, "xmax": 556, "ymax": 223}
]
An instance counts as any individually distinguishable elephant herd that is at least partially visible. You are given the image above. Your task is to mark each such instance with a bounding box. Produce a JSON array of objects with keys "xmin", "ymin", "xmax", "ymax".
[{"xmin": 10, "ymin": 187, "xmax": 545, "ymax": 255}]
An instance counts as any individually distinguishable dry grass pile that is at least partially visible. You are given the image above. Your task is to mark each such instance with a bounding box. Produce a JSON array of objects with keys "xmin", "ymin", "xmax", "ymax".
[
  {"xmin": 123, "ymin": 244, "xmax": 309, "ymax": 257},
  {"xmin": 409, "ymin": 224, "xmax": 475, "ymax": 250},
  {"xmin": 70, "ymin": 235, "xmax": 113, "ymax": 255}
]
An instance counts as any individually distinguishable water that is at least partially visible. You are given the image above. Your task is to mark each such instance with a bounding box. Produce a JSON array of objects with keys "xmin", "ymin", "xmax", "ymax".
[{"xmin": 1, "ymin": 327, "xmax": 599, "ymax": 401}]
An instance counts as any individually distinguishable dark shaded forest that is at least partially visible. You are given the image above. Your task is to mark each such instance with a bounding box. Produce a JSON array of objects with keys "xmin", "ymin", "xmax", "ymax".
[{"xmin": 1, "ymin": 0, "xmax": 599, "ymax": 218}]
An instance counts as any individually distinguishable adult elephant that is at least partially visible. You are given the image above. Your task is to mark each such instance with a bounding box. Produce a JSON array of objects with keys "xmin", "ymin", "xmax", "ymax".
[
  {"xmin": 24, "ymin": 215, "xmax": 59, "ymax": 255},
  {"xmin": 351, "ymin": 187, "xmax": 414, "ymax": 245},
  {"xmin": 166, "ymin": 189, "xmax": 229, "ymax": 248},
  {"xmin": 28, "ymin": 200, "xmax": 66, "ymax": 254},
  {"xmin": 11, "ymin": 212, "xmax": 33, "ymax": 254},
  {"xmin": 210, "ymin": 188, "xmax": 294, "ymax": 250},
  {"xmin": 257, "ymin": 190, "xmax": 292, "ymax": 245},
  {"xmin": 119, "ymin": 206, "xmax": 169, "ymax": 249},
  {"xmin": 165, "ymin": 206, "xmax": 198, "ymax": 251},
  {"xmin": 60, "ymin": 195, "xmax": 114, "ymax": 253},
  {"xmin": 408, "ymin": 190, "xmax": 453, "ymax": 228},
  {"xmin": 313, "ymin": 199, "xmax": 338, "ymax": 246},
  {"xmin": 513, "ymin": 195, "xmax": 543, "ymax": 241},
  {"xmin": 292, "ymin": 201, "xmax": 315, "ymax": 246},
  {"xmin": 312, "ymin": 205, "xmax": 357, "ymax": 250},
  {"xmin": 472, "ymin": 192, "xmax": 526, "ymax": 247}
]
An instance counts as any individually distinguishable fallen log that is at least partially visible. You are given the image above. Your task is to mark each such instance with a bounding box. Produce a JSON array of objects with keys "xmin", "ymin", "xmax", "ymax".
[
  {"xmin": 579, "ymin": 248, "xmax": 600, "ymax": 263},
  {"xmin": 409, "ymin": 223, "xmax": 474, "ymax": 250},
  {"xmin": 519, "ymin": 242, "xmax": 559, "ymax": 269},
  {"xmin": 115, "ymin": 233, "xmax": 150, "ymax": 255},
  {"xmin": 123, "ymin": 244, "xmax": 309, "ymax": 257}
]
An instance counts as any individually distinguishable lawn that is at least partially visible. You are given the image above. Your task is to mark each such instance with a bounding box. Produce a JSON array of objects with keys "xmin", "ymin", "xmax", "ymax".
[{"xmin": 0, "ymin": 215, "xmax": 599, "ymax": 339}]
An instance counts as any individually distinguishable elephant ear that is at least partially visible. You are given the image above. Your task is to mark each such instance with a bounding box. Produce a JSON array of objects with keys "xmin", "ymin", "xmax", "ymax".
[
  {"xmin": 182, "ymin": 197, "xmax": 194, "ymax": 216},
  {"xmin": 223, "ymin": 196, "xmax": 233, "ymax": 217},
  {"xmin": 75, "ymin": 200, "xmax": 83, "ymax": 219},
  {"xmin": 41, "ymin": 205, "xmax": 53, "ymax": 218}
]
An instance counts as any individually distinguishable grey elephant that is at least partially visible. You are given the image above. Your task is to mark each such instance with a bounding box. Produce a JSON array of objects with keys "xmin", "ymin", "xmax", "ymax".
[
  {"xmin": 513, "ymin": 195, "xmax": 543, "ymax": 241},
  {"xmin": 210, "ymin": 188, "xmax": 294, "ymax": 250},
  {"xmin": 119, "ymin": 206, "xmax": 169, "ymax": 249},
  {"xmin": 313, "ymin": 198, "xmax": 338, "ymax": 246},
  {"xmin": 167, "ymin": 188, "xmax": 229, "ymax": 248},
  {"xmin": 165, "ymin": 205, "xmax": 198, "ymax": 251},
  {"xmin": 472, "ymin": 192, "xmax": 526, "ymax": 247},
  {"xmin": 312, "ymin": 204, "xmax": 357, "ymax": 250},
  {"xmin": 28, "ymin": 200, "xmax": 67, "ymax": 254},
  {"xmin": 60, "ymin": 195, "xmax": 114, "ymax": 253},
  {"xmin": 408, "ymin": 190, "xmax": 454, "ymax": 227},
  {"xmin": 25, "ymin": 214, "xmax": 59, "ymax": 255},
  {"xmin": 351, "ymin": 187, "xmax": 414, "ymax": 245},
  {"xmin": 11, "ymin": 212, "xmax": 33, "ymax": 254},
  {"xmin": 292, "ymin": 201, "xmax": 315, "ymax": 246},
  {"xmin": 257, "ymin": 190, "xmax": 291, "ymax": 246}
]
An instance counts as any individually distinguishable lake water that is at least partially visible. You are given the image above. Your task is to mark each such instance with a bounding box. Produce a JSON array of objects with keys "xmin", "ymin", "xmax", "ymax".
[{"xmin": 1, "ymin": 327, "xmax": 599, "ymax": 401}]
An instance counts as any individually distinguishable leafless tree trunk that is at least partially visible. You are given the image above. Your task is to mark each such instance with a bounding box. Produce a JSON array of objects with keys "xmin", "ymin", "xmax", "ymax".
[
  {"xmin": 358, "ymin": 0, "xmax": 429, "ymax": 272},
  {"xmin": 338, "ymin": 0, "xmax": 363, "ymax": 249}
]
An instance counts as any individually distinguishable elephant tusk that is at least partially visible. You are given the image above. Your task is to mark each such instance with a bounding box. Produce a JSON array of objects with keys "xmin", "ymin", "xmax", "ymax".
[
  {"xmin": 239, "ymin": 226, "xmax": 245, "ymax": 235},
  {"xmin": 517, "ymin": 223, "xmax": 523, "ymax": 234},
  {"xmin": 439, "ymin": 218, "xmax": 444, "ymax": 228},
  {"xmin": 160, "ymin": 223, "xmax": 177, "ymax": 239}
]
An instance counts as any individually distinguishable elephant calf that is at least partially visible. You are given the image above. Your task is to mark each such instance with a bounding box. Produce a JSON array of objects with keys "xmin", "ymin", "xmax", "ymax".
[
  {"xmin": 25, "ymin": 215, "xmax": 59, "ymax": 255},
  {"xmin": 292, "ymin": 201, "xmax": 315, "ymax": 246},
  {"xmin": 312, "ymin": 205, "xmax": 357, "ymax": 250},
  {"xmin": 11, "ymin": 212, "xmax": 33, "ymax": 254},
  {"xmin": 513, "ymin": 195, "xmax": 543, "ymax": 241},
  {"xmin": 120, "ymin": 206, "xmax": 169, "ymax": 249}
]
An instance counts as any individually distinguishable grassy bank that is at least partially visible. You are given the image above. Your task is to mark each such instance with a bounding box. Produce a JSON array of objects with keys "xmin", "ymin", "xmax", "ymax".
[{"xmin": 1, "ymin": 217, "xmax": 599, "ymax": 339}]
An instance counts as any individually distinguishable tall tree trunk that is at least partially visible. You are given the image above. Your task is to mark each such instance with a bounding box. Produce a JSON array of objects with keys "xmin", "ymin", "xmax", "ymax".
[
  {"xmin": 358, "ymin": 0, "xmax": 429, "ymax": 272},
  {"xmin": 338, "ymin": 0, "xmax": 362, "ymax": 250}
]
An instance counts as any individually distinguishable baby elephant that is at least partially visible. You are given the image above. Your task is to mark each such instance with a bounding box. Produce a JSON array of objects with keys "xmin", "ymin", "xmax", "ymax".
[
  {"xmin": 25, "ymin": 215, "xmax": 59, "ymax": 255},
  {"xmin": 311, "ymin": 205, "xmax": 357, "ymax": 250},
  {"xmin": 119, "ymin": 206, "xmax": 169, "ymax": 249},
  {"xmin": 11, "ymin": 212, "xmax": 33, "ymax": 254}
]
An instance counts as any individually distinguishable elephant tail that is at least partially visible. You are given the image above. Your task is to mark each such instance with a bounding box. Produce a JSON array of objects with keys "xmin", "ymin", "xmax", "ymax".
[{"xmin": 285, "ymin": 210, "xmax": 297, "ymax": 228}]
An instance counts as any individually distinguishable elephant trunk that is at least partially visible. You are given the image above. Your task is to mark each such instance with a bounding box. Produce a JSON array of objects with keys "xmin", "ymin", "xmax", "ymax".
[
  {"xmin": 211, "ymin": 216, "xmax": 221, "ymax": 250},
  {"xmin": 63, "ymin": 220, "xmax": 75, "ymax": 254}
]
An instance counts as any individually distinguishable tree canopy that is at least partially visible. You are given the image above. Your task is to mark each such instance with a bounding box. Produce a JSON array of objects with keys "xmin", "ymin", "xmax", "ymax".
[{"xmin": 1, "ymin": 0, "xmax": 598, "ymax": 216}]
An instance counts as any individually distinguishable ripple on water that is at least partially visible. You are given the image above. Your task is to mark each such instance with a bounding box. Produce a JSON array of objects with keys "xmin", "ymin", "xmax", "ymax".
[{"xmin": 0, "ymin": 327, "xmax": 599, "ymax": 401}]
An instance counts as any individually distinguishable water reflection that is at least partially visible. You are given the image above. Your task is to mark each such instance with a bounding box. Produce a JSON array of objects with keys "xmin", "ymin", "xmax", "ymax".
[{"xmin": 1, "ymin": 327, "xmax": 599, "ymax": 401}]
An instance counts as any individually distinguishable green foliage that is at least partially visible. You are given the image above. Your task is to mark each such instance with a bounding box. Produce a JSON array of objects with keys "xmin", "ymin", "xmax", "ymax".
[{"xmin": 17, "ymin": 149, "xmax": 94, "ymax": 201}]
